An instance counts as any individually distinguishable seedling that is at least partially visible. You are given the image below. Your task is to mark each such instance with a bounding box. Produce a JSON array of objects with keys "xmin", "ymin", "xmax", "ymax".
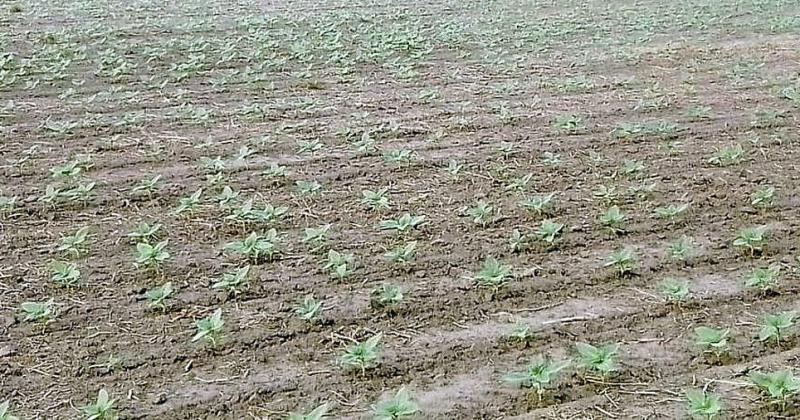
[
  {"xmin": 81, "ymin": 389, "xmax": 116, "ymax": 420},
  {"xmin": 371, "ymin": 387, "xmax": 419, "ymax": 420},
  {"xmin": 744, "ymin": 265, "xmax": 780, "ymax": 292},
  {"xmin": 361, "ymin": 188, "xmax": 390, "ymax": 211},
  {"xmin": 508, "ymin": 229, "xmax": 529, "ymax": 252},
  {"xmin": 733, "ymin": 225, "xmax": 768, "ymax": 255},
  {"xmin": 0, "ymin": 400, "xmax": 19, "ymax": 420},
  {"xmin": 288, "ymin": 402, "xmax": 329, "ymax": 420},
  {"xmin": 145, "ymin": 282, "xmax": 174, "ymax": 311},
  {"xmin": 378, "ymin": 214, "xmax": 425, "ymax": 233},
  {"xmin": 749, "ymin": 370, "xmax": 800, "ymax": 409},
  {"xmin": 654, "ymin": 203, "xmax": 690, "ymax": 219},
  {"xmin": 175, "ymin": 189, "xmax": 203, "ymax": 215},
  {"xmin": 212, "ymin": 266, "xmax": 251, "ymax": 296},
  {"xmin": 383, "ymin": 149, "xmax": 414, "ymax": 164},
  {"xmin": 132, "ymin": 175, "xmax": 162, "ymax": 196},
  {"xmin": 708, "ymin": 144, "xmax": 745, "ymax": 166},
  {"xmin": 667, "ymin": 236, "xmax": 695, "ymax": 261},
  {"xmin": 296, "ymin": 295, "xmax": 323, "ymax": 322},
  {"xmin": 621, "ymin": 159, "xmax": 645, "ymax": 177},
  {"xmin": 215, "ymin": 186, "xmax": 240, "ymax": 208},
  {"xmin": 604, "ymin": 247, "xmax": 636, "ymax": 276},
  {"xmin": 751, "ymin": 186, "xmax": 775, "ymax": 208},
  {"xmin": 575, "ymin": 342, "xmax": 619, "ymax": 377},
  {"xmin": 50, "ymin": 261, "xmax": 81, "ymax": 286},
  {"xmin": 323, "ymin": 250, "xmax": 354, "ymax": 279},
  {"xmin": 199, "ymin": 156, "xmax": 226, "ymax": 173},
  {"xmin": 541, "ymin": 152, "xmax": 561, "ymax": 166},
  {"xmin": 224, "ymin": 230, "xmax": 281, "ymax": 262},
  {"xmin": 592, "ymin": 185, "xmax": 618, "ymax": 205},
  {"xmin": 62, "ymin": 182, "xmax": 95, "ymax": 204},
  {"xmin": 20, "ymin": 298, "xmax": 55, "ymax": 322},
  {"xmin": 686, "ymin": 389, "xmax": 722, "ymax": 419},
  {"xmin": 191, "ymin": 308, "xmax": 225, "ymax": 346},
  {"xmin": 57, "ymin": 226, "xmax": 90, "ymax": 257},
  {"xmin": 467, "ymin": 200, "xmax": 494, "ymax": 226},
  {"xmin": 295, "ymin": 180, "xmax": 322, "ymax": 196},
  {"xmin": 758, "ymin": 312, "xmax": 796, "ymax": 343},
  {"xmin": 445, "ymin": 159, "xmax": 463, "ymax": 177},
  {"xmin": 371, "ymin": 284, "xmax": 403, "ymax": 310},
  {"xmin": 127, "ymin": 222, "xmax": 162, "ymax": 244},
  {"xmin": 534, "ymin": 219, "xmax": 564, "ymax": 244},
  {"xmin": 0, "ymin": 195, "xmax": 17, "ymax": 217},
  {"xmin": 552, "ymin": 113, "xmax": 585, "ymax": 134},
  {"xmin": 599, "ymin": 206, "xmax": 626, "ymax": 234},
  {"xmin": 474, "ymin": 257, "xmax": 512, "ymax": 290},
  {"xmin": 302, "ymin": 225, "xmax": 331, "ymax": 251},
  {"xmin": 385, "ymin": 241, "xmax": 417, "ymax": 264},
  {"xmin": 504, "ymin": 173, "xmax": 533, "ymax": 192},
  {"xmin": 297, "ymin": 139, "xmax": 324, "ymax": 154},
  {"xmin": 519, "ymin": 192, "xmax": 555, "ymax": 215},
  {"xmin": 694, "ymin": 326, "xmax": 730, "ymax": 356},
  {"xmin": 659, "ymin": 278, "xmax": 691, "ymax": 302},
  {"xmin": 341, "ymin": 333, "xmax": 382, "ymax": 373},
  {"xmin": 40, "ymin": 184, "xmax": 63, "ymax": 207},
  {"xmin": 263, "ymin": 162, "xmax": 288, "ymax": 179},
  {"xmin": 508, "ymin": 320, "xmax": 534, "ymax": 343},
  {"xmin": 503, "ymin": 358, "xmax": 569, "ymax": 400},
  {"xmin": 132, "ymin": 234, "xmax": 168, "ymax": 267}
]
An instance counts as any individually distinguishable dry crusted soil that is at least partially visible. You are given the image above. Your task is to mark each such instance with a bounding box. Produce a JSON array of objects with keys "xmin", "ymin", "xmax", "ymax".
[{"xmin": 2, "ymin": 0, "xmax": 800, "ymax": 419}]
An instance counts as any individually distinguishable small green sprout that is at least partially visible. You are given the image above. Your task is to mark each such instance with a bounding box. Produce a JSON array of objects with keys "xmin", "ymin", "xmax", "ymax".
[
  {"xmin": 371, "ymin": 284, "xmax": 404, "ymax": 310},
  {"xmin": 127, "ymin": 222, "xmax": 162, "ymax": 244},
  {"xmin": 0, "ymin": 400, "xmax": 19, "ymax": 420},
  {"xmin": 199, "ymin": 156, "xmax": 226, "ymax": 173},
  {"xmin": 534, "ymin": 219, "xmax": 564, "ymax": 244},
  {"xmin": 50, "ymin": 261, "xmax": 81, "ymax": 286},
  {"xmin": 191, "ymin": 308, "xmax": 224, "ymax": 346},
  {"xmin": 57, "ymin": 226, "xmax": 90, "ymax": 257},
  {"xmin": 445, "ymin": 159, "xmax": 463, "ymax": 177},
  {"xmin": 592, "ymin": 185, "xmax": 618, "ymax": 205},
  {"xmin": 145, "ymin": 282, "xmax": 174, "ymax": 311},
  {"xmin": 745, "ymin": 265, "xmax": 780, "ymax": 292},
  {"xmin": 686, "ymin": 389, "xmax": 722, "ymax": 419},
  {"xmin": 302, "ymin": 225, "xmax": 331, "ymax": 251},
  {"xmin": 378, "ymin": 214, "xmax": 425, "ymax": 233},
  {"xmin": 708, "ymin": 144, "xmax": 745, "ymax": 166},
  {"xmin": 224, "ymin": 230, "xmax": 281, "ymax": 262},
  {"xmin": 39, "ymin": 184, "xmax": 63, "ymax": 207},
  {"xmin": 323, "ymin": 250, "xmax": 354, "ymax": 279},
  {"xmin": 654, "ymin": 203, "xmax": 690, "ymax": 219},
  {"xmin": 383, "ymin": 149, "xmax": 414, "ymax": 164},
  {"xmin": 552, "ymin": 113, "xmax": 585, "ymax": 134},
  {"xmin": 81, "ymin": 389, "xmax": 116, "ymax": 420},
  {"xmin": 503, "ymin": 358, "xmax": 569, "ymax": 399},
  {"xmin": 599, "ymin": 206, "xmax": 626, "ymax": 234},
  {"xmin": 361, "ymin": 188, "xmax": 390, "ymax": 211},
  {"xmin": 296, "ymin": 295, "xmax": 323, "ymax": 322},
  {"xmin": 135, "ymin": 240, "xmax": 170, "ymax": 272},
  {"xmin": 667, "ymin": 235, "xmax": 695, "ymax": 261},
  {"xmin": 604, "ymin": 247, "xmax": 636, "ymax": 276},
  {"xmin": 467, "ymin": 201, "xmax": 494, "ymax": 226},
  {"xmin": 371, "ymin": 387, "xmax": 419, "ymax": 420},
  {"xmin": 733, "ymin": 225, "xmax": 768, "ymax": 255},
  {"xmin": 575, "ymin": 342, "xmax": 619, "ymax": 376},
  {"xmin": 295, "ymin": 180, "xmax": 322, "ymax": 196},
  {"xmin": 659, "ymin": 278, "xmax": 691, "ymax": 302},
  {"xmin": 508, "ymin": 320, "xmax": 534, "ymax": 343},
  {"xmin": 474, "ymin": 257, "xmax": 512, "ymax": 290},
  {"xmin": 175, "ymin": 189, "xmax": 203, "ymax": 215},
  {"xmin": 621, "ymin": 159, "xmax": 645, "ymax": 177},
  {"xmin": 341, "ymin": 333, "xmax": 382, "ymax": 373},
  {"xmin": 508, "ymin": 229, "xmax": 529, "ymax": 253},
  {"xmin": 297, "ymin": 139, "xmax": 324, "ymax": 155},
  {"xmin": 0, "ymin": 195, "xmax": 17, "ymax": 217},
  {"xmin": 759, "ymin": 312, "xmax": 796, "ymax": 343},
  {"xmin": 263, "ymin": 162, "xmax": 288, "ymax": 179},
  {"xmin": 505, "ymin": 174, "xmax": 533, "ymax": 192},
  {"xmin": 62, "ymin": 182, "xmax": 95, "ymax": 204},
  {"xmin": 751, "ymin": 186, "xmax": 775, "ymax": 207},
  {"xmin": 385, "ymin": 241, "xmax": 417, "ymax": 264},
  {"xmin": 749, "ymin": 370, "xmax": 800, "ymax": 408},
  {"xmin": 131, "ymin": 174, "xmax": 162, "ymax": 196},
  {"xmin": 214, "ymin": 186, "xmax": 240, "ymax": 208},
  {"xmin": 212, "ymin": 266, "xmax": 251, "ymax": 296},
  {"xmin": 519, "ymin": 192, "xmax": 555, "ymax": 215},
  {"xmin": 288, "ymin": 402, "xmax": 330, "ymax": 420},
  {"xmin": 20, "ymin": 298, "xmax": 55, "ymax": 322},
  {"xmin": 694, "ymin": 326, "xmax": 730, "ymax": 356}
]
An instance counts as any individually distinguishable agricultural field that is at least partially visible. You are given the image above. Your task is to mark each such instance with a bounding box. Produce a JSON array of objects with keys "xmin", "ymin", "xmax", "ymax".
[{"xmin": 2, "ymin": 0, "xmax": 800, "ymax": 418}]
